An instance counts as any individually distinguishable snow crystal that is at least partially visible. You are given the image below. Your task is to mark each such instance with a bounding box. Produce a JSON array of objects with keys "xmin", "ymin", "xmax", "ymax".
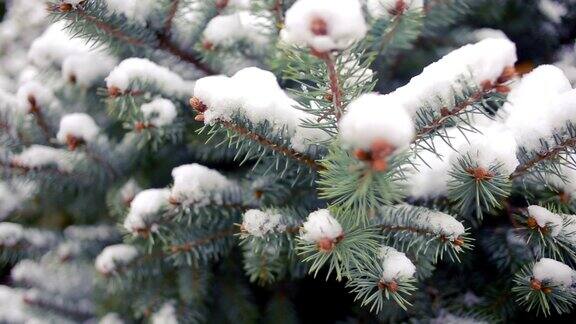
[
  {"xmin": 193, "ymin": 67, "xmax": 330, "ymax": 152},
  {"xmin": 16, "ymin": 81, "xmax": 55, "ymax": 113},
  {"xmin": 62, "ymin": 52, "xmax": 118, "ymax": 87},
  {"xmin": 0, "ymin": 222, "xmax": 23, "ymax": 247},
  {"xmin": 56, "ymin": 113, "xmax": 100, "ymax": 144},
  {"xmin": 387, "ymin": 38, "xmax": 517, "ymax": 116},
  {"xmin": 123, "ymin": 188, "xmax": 170, "ymax": 233},
  {"xmin": 12, "ymin": 145, "xmax": 73, "ymax": 172},
  {"xmin": 170, "ymin": 163, "xmax": 233, "ymax": 207},
  {"xmin": 141, "ymin": 98, "xmax": 178, "ymax": 127},
  {"xmin": 151, "ymin": 302, "xmax": 178, "ymax": 324},
  {"xmin": 95, "ymin": 244, "xmax": 139, "ymax": 274},
  {"xmin": 367, "ymin": 0, "xmax": 424, "ymax": 18},
  {"xmin": 379, "ymin": 246, "xmax": 416, "ymax": 282},
  {"xmin": 527, "ymin": 205, "xmax": 563, "ymax": 237},
  {"xmin": 242, "ymin": 209, "xmax": 286, "ymax": 237},
  {"xmin": 106, "ymin": 58, "xmax": 193, "ymax": 98},
  {"xmin": 452, "ymin": 125, "xmax": 519, "ymax": 175},
  {"xmin": 282, "ymin": 0, "xmax": 367, "ymax": 52},
  {"xmin": 103, "ymin": 0, "xmax": 159, "ymax": 25},
  {"xmin": 533, "ymin": 258, "xmax": 576, "ymax": 287},
  {"xmin": 300, "ymin": 209, "xmax": 343, "ymax": 243},
  {"xmin": 28, "ymin": 22, "xmax": 92, "ymax": 68},
  {"xmin": 339, "ymin": 93, "xmax": 415, "ymax": 150}
]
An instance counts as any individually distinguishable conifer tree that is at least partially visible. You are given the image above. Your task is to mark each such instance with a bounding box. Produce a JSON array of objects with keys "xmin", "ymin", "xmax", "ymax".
[{"xmin": 1, "ymin": 0, "xmax": 576, "ymax": 322}]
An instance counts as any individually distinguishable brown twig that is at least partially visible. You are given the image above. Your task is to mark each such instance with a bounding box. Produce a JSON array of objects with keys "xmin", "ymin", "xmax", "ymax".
[
  {"xmin": 320, "ymin": 53, "xmax": 343, "ymax": 121},
  {"xmin": 510, "ymin": 137, "xmax": 576, "ymax": 179},
  {"xmin": 218, "ymin": 120, "xmax": 325, "ymax": 171},
  {"xmin": 169, "ymin": 227, "xmax": 237, "ymax": 253},
  {"xmin": 272, "ymin": 0, "xmax": 284, "ymax": 31},
  {"xmin": 163, "ymin": 0, "xmax": 180, "ymax": 35}
]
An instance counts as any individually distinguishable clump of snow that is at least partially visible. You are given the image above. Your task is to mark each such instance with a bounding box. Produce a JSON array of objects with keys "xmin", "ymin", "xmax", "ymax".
[
  {"xmin": 151, "ymin": 301, "xmax": 178, "ymax": 324},
  {"xmin": 404, "ymin": 128, "xmax": 467, "ymax": 199},
  {"xmin": 95, "ymin": 244, "xmax": 139, "ymax": 275},
  {"xmin": 502, "ymin": 65, "xmax": 572, "ymax": 149},
  {"xmin": 387, "ymin": 38, "xmax": 517, "ymax": 116},
  {"xmin": 106, "ymin": 58, "xmax": 193, "ymax": 98},
  {"xmin": 339, "ymin": 93, "xmax": 415, "ymax": 150},
  {"xmin": 0, "ymin": 286, "xmax": 30, "ymax": 323},
  {"xmin": 527, "ymin": 205, "xmax": 563, "ymax": 237},
  {"xmin": 452, "ymin": 125, "xmax": 519, "ymax": 175},
  {"xmin": 119, "ymin": 179, "xmax": 142, "ymax": 204},
  {"xmin": 554, "ymin": 43, "xmax": 576, "ymax": 86},
  {"xmin": 141, "ymin": 98, "xmax": 178, "ymax": 127},
  {"xmin": 0, "ymin": 181, "xmax": 35, "ymax": 221},
  {"xmin": 300, "ymin": 209, "xmax": 343, "ymax": 243},
  {"xmin": 472, "ymin": 28, "xmax": 509, "ymax": 41},
  {"xmin": 15, "ymin": 81, "xmax": 55, "ymax": 113},
  {"xmin": 379, "ymin": 246, "xmax": 416, "ymax": 283},
  {"xmin": 539, "ymin": 0, "xmax": 567, "ymax": 23},
  {"xmin": 367, "ymin": 0, "xmax": 424, "ymax": 18},
  {"xmin": 425, "ymin": 211, "xmax": 466, "ymax": 240},
  {"xmin": 204, "ymin": 12, "xmax": 270, "ymax": 47},
  {"xmin": 242, "ymin": 209, "xmax": 286, "ymax": 237},
  {"xmin": 193, "ymin": 67, "xmax": 329, "ymax": 152},
  {"xmin": 28, "ymin": 22, "xmax": 92, "ymax": 68},
  {"xmin": 0, "ymin": 222, "xmax": 23, "ymax": 247},
  {"xmin": 281, "ymin": 0, "xmax": 367, "ymax": 52},
  {"xmin": 533, "ymin": 258, "xmax": 576, "ymax": 287},
  {"xmin": 170, "ymin": 163, "xmax": 234, "ymax": 207},
  {"xmin": 123, "ymin": 188, "xmax": 170, "ymax": 234},
  {"xmin": 56, "ymin": 113, "xmax": 100, "ymax": 144},
  {"xmin": 99, "ymin": 313, "xmax": 125, "ymax": 324},
  {"xmin": 12, "ymin": 145, "xmax": 73, "ymax": 172},
  {"xmin": 103, "ymin": 0, "xmax": 159, "ymax": 25},
  {"xmin": 64, "ymin": 225, "xmax": 120, "ymax": 242},
  {"xmin": 62, "ymin": 52, "xmax": 118, "ymax": 87}
]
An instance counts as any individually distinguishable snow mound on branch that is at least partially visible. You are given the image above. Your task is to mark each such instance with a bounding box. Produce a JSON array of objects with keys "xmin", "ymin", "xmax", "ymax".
[
  {"xmin": 452, "ymin": 125, "xmax": 519, "ymax": 176},
  {"xmin": 204, "ymin": 12, "xmax": 270, "ymax": 46},
  {"xmin": 533, "ymin": 258, "xmax": 576, "ymax": 287},
  {"xmin": 99, "ymin": 313, "xmax": 125, "ymax": 324},
  {"xmin": 141, "ymin": 98, "xmax": 178, "ymax": 127},
  {"xmin": 62, "ymin": 53, "xmax": 118, "ymax": 87},
  {"xmin": 123, "ymin": 188, "xmax": 170, "ymax": 234},
  {"xmin": 193, "ymin": 67, "xmax": 330, "ymax": 152},
  {"xmin": 0, "ymin": 181, "xmax": 35, "ymax": 221},
  {"xmin": 170, "ymin": 163, "xmax": 233, "ymax": 207},
  {"xmin": 28, "ymin": 22, "xmax": 93, "ymax": 68},
  {"xmin": 379, "ymin": 246, "xmax": 416, "ymax": 282},
  {"xmin": 367, "ymin": 0, "xmax": 424, "ymax": 18},
  {"xmin": 502, "ymin": 65, "xmax": 572, "ymax": 149},
  {"xmin": 0, "ymin": 222, "xmax": 23, "ymax": 247},
  {"xmin": 106, "ymin": 58, "xmax": 193, "ymax": 97},
  {"xmin": 12, "ymin": 145, "xmax": 73, "ymax": 172},
  {"xmin": 281, "ymin": 0, "xmax": 367, "ymax": 52},
  {"xmin": 242, "ymin": 209, "xmax": 286, "ymax": 237},
  {"xmin": 339, "ymin": 93, "xmax": 414, "ymax": 150},
  {"xmin": 404, "ymin": 128, "xmax": 467, "ymax": 198},
  {"xmin": 57, "ymin": 113, "xmax": 100, "ymax": 144},
  {"xmin": 95, "ymin": 244, "xmax": 139, "ymax": 275},
  {"xmin": 16, "ymin": 81, "xmax": 55, "ymax": 113},
  {"xmin": 103, "ymin": 0, "xmax": 159, "ymax": 25},
  {"xmin": 387, "ymin": 38, "xmax": 517, "ymax": 116},
  {"xmin": 151, "ymin": 301, "xmax": 178, "ymax": 324},
  {"xmin": 300, "ymin": 209, "xmax": 343, "ymax": 243},
  {"xmin": 527, "ymin": 205, "xmax": 563, "ymax": 237}
]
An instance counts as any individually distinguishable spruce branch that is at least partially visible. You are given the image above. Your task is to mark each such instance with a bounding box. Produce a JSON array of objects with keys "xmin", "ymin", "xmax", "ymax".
[
  {"xmin": 214, "ymin": 118, "xmax": 324, "ymax": 171},
  {"xmin": 511, "ymin": 137, "xmax": 576, "ymax": 179},
  {"xmin": 163, "ymin": 0, "xmax": 180, "ymax": 35},
  {"xmin": 168, "ymin": 227, "xmax": 237, "ymax": 254},
  {"xmin": 49, "ymin": 3, "xmax": 215, "ymax": 75}
]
